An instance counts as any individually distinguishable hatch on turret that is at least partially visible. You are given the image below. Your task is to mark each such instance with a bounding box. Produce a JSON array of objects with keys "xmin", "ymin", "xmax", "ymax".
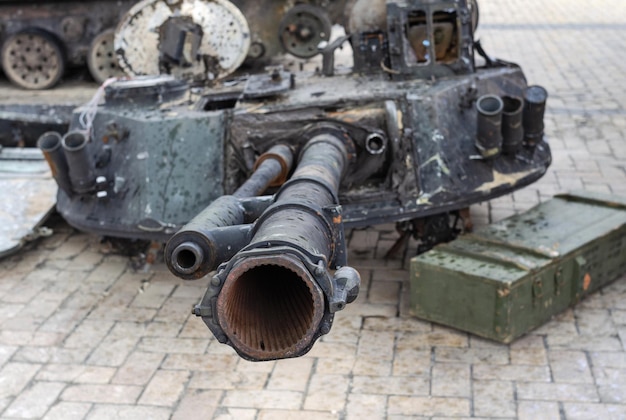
[{"xmin": 351, "ymin": 0, "xmax": 476, "ymax": 79}]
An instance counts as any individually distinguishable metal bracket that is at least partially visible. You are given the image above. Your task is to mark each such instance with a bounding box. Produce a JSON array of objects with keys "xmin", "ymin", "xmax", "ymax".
[{"xmin": 554, "ymin": 267, "xmax": 564, "ymax": 296}]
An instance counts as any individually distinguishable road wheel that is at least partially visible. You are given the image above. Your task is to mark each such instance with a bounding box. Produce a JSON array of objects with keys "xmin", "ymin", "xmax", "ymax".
[
  {"xmin": 1, "ymin": 29, "xmax": 65, "ymax": 90},
  {"xmin": 87, "ymin": 29, "xmax": 125, "ymax": 84}
]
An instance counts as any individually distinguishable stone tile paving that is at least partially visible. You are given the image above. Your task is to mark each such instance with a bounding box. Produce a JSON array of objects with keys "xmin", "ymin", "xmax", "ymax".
[{"xmin": 1, "ymin": 0, "xmax": 626, "ymax": 418}]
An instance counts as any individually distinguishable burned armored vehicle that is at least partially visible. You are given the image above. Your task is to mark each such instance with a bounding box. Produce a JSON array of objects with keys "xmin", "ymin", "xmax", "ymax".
[
  {"xmin": 0, "ymin": 0, "xmax": 137, "ymax": 88},
  {"xmin": 39, "ymin": 0, "xmax": 550, "ymax": 361}
]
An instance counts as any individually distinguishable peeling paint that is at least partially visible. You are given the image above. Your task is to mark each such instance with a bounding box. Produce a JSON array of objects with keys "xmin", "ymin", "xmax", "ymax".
[
  {"xmin": 497, "ymin": 288, "xmax": 510, "ymax": 298},
  {"xmin": 421, "ymin": 153, "xmax": 450, "ymax": 176},
  {"xmin": 474, "ymin": 169, "xmax": 536, "ymax": 192}
]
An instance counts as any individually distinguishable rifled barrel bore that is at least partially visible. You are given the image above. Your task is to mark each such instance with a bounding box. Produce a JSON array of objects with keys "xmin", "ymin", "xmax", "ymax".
[
  {"xmin": 62, "ymin": 130, "xmax": 95, "ymax": 194},
  {"xmin": 523, "ymin": 85, "xmax": 548, "ymax": 147},
  {"xmin": 37, "ymin": 131, "xmax": 73, "ymax": 197},
  {"xmin": 501, "ymin": 96, "xmax": 524, "ymax": 155},
  {"xmin": 476, "ymin": 94, "xmax": 504, "ymax": 158},
  {"xmin": 217, "ymin": 254, "xmax": 326, "ymax": 360}
]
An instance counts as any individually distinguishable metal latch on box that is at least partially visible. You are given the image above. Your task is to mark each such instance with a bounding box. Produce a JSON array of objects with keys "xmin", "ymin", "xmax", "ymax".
[
  {"xmin": 532, "ymin": 277, "xmax": 543, "ymax": 306},
  {"xmin": 554, "ymin": 267, "xmax": 564, "ymax": 296}
]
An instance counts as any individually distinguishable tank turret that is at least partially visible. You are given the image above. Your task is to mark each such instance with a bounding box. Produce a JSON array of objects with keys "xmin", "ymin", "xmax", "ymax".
[{"xmin": 40, "ymin": 0, "xmax": 551, "ymax": 360}]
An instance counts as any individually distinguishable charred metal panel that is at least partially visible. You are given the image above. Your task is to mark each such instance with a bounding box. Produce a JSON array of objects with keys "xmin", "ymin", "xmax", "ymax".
[
  {"xmin": 49, "ymin": 66, "xmax": 550, "ymax": 243},
  {"xmin": 224, "ymin": 65, "xmax": 550, "ymax": 227},
  {"xmin": 57, "ymin": 105, "xmax": 226, "ymax": 241}
]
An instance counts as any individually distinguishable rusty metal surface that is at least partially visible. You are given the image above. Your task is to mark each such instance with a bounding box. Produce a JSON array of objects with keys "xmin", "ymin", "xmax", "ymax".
[
  {"xmin": 0, "ymin": 147, "xmax": 56, "ymax": 258},
  {"xmin": 236, "ymin": 144, "xmax": 294, "ymax": 197},
  {"xmin": 217, "ymin": 253, "xmax": 326, "ymax": 360}
]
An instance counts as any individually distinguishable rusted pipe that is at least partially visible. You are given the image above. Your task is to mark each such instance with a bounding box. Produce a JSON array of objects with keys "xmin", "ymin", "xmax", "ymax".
[
  {"xmin": 242, "ymin": 143, "xmax": 293, "ymax": 194},
  {"xmin": 165, "ymin": 144, "xmax": 294, "ymax": 279},
  {"xmin": 38, "ymin": 131, "xmax": 73, "ymax": 197},
  {"xmin": 194, "ymin": 132, "xmax": 360, "ymax": 361}
]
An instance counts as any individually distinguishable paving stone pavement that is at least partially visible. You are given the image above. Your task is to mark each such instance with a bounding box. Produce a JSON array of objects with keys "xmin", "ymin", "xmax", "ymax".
[{"xmin": 1, "ymin": 0, "xmax": 626, "ymax": 418}]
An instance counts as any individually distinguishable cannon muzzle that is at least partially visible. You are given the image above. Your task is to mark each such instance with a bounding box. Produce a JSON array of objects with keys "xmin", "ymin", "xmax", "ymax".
[{"xmin": 168, "ymin": 131, "xmax": 361, "ymax": 361}]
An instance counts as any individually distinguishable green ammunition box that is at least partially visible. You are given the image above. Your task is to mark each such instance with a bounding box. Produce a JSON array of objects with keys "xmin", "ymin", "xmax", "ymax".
[{"xmin": 410, "ymin": 191, "xmax": 626, "ymax": 343}]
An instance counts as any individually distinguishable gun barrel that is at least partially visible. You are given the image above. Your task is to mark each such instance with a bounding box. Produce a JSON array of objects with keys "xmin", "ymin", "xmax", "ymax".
[
  {"xmin": 193, "ymin": 132, "xmax": 360, "ymax": 361},
  {"xmin": 234, "ymin": 144, "xmax": 293, "ymax": 198},
  {"xmin": 165, "ymin": 144, "xmax": 294, "ymax": 279}
]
